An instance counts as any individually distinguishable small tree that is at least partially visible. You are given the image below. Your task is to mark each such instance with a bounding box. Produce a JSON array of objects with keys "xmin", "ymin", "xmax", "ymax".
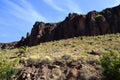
[{"xmin": 100, "ymin": 51, "xmax": 120, "ymax": 80}]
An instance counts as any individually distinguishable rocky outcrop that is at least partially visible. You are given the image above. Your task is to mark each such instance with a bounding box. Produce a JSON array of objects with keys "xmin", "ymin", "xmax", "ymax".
[
  {"xmin": 0, "ymin": 42, "xmax": 17, "ymax": 49},
  {"xmin": 16, "ymin": 5, "xmax": 120, "ymax": 47},
  {"xmin": 14, "ymin": 59, "xmax": 103, "ymax": 80},
  {"xmin": 1, "ymin": 5, "xmax": 120, "ymax": 48}
]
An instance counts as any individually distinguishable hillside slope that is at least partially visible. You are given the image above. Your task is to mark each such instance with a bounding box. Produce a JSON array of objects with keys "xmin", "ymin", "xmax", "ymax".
[{"xmin": 0, "ymin": 33, "xmax": 120, "ymax": 80}]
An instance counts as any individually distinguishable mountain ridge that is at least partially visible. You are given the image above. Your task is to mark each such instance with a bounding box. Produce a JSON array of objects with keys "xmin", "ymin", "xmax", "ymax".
[{"xmin": 0, "ymin": 4, "xmax": 120, "ymax": 49}]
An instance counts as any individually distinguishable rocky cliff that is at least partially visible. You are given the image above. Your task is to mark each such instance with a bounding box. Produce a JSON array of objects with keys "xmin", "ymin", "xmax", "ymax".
[{"xmin": 1, "ymin": 5, "xmax": 120, "ymax": 48}]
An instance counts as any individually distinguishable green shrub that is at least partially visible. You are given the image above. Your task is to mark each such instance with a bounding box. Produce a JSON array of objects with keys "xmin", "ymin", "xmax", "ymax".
[
  {"xmin": 17, "ymin": 46, "xmax": 28, "ymax": 57},
  {"xmin": 19, "ymin": 46, "xmax": 28, "ymax": 53},
  {"xmin": 99, "ymin": 51, "xmax": 120, "ymax": 80},
  {"xmin": 0, "ymin": 57, "xmax": 18, "ymax": 80}
]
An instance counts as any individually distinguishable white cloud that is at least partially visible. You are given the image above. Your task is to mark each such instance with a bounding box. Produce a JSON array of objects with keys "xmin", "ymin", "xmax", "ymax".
[
  {"xmin": 2, "ymin": 0, "xmax": 46, "ymax": 23},
  {"xmin": 112, "ymin": 0, "xmax": 120, "ymax": 6},
  {"xmin": 106, "ymin": 0, "xmax": 120, "ymax": 7},
  {"xmin": 43, "ymin": 0, "xmax": 82, "ymax": 13},
  {"xmin": 43, "ymin": 0, "xmax": 67, "ymax": 12},
  {"xmin": 65, "ymin": 0, "xmax": 81, "ymax": 13}
]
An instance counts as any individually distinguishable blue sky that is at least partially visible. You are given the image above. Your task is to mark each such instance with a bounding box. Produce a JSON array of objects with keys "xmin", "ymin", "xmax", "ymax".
[{"xmin": 0, "ymin": 0, "xmax": 120, "ymax": 42}]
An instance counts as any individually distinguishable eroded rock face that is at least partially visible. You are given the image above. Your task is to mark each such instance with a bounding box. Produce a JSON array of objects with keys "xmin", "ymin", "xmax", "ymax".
[
  {"xmin": 16, "ymin": 5, "xmax": 120, "ymax": 47},
  {"xmin": 1, "ymin": 5, "xmax": 120, "ymax": 48}
]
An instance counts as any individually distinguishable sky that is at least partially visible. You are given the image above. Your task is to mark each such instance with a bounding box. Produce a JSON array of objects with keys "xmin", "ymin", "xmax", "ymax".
[{"xmin": 0, "ymin": 0, "xmax": 120, "ymax": 42}]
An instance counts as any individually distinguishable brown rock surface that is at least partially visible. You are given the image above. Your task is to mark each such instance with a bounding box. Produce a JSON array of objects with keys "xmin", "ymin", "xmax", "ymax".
[
  {"xmin": 16, "ymin": 5, "xmax": 120, "ymax": 47},
  {"xmin": 0, "ymin": 42, "xmax": 17, "ymax": 49},
  {"xmin": 14, "ymin": 60, "xmax": 102, "ymax": 80},
  {"xmin": 1, "ymin": 5, "xmax": 120, "ymax": 48}
]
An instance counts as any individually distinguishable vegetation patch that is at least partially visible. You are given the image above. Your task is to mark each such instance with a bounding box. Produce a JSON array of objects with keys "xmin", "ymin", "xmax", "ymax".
[
  {"xmin": 99, "ymin": 51, "xmax": 120, "ymax": 80},
  {"xmin": 1, "ymin": 33, "xmax": 120, "ymax": 79}
]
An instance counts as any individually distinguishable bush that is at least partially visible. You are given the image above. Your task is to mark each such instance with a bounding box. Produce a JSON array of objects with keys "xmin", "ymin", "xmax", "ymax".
[
  {"xmin": 99, "ymin": 51, "xmax": 120, "ymax": 80},
  {"xmin": 19, "ymin": 46, "xmax": 28, "ymax": 54},
  {"xmin": 0, "ymin": 57, "xmax": 18, "ymax": 80},
  {"xmin": 17, "ymin": 46, "xmax": 28, "ymax": 57}
]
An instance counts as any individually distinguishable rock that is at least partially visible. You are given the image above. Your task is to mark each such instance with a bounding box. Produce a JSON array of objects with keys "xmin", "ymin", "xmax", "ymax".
[
  {"xmin": 0, "ymin": 42, "xmax": 17, "ymax": 49},
  {"xmin": 66, "ymin": 67, "xmax": 78, "ymax": 80},
  {"xmin": 15, "ymin": 5, "xmax": 120, "ymax": 47},
  {"xmin": 1, "ymin": 5, "xmax": 120, "ymax": 48},
  {"xmin": 26, "ymin": 73, "xmax": 30, "ymax": 78},
  {"xmin": 67, "ymin": 60, "xmax": 82, "ymax": 69},
  {"xmin": 14, "ymin": 59, "xmax": 103, "ymax": 80},
  {"xmin": 89, "ymin": 50, "xmax": 102, "ymax": 55},
  {"xmin": 53, "ymin": 60, "xmax": 66, "ymax": 67}
]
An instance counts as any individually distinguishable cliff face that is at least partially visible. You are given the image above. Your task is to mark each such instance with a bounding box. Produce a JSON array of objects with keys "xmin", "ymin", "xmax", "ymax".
[
  {"xmin": 17, "ymin": 5, "xmax": 120, "ymax": 47},
  {"xmin": 0, "ymin": 5, "xmax": 120, "ymax": 48}
]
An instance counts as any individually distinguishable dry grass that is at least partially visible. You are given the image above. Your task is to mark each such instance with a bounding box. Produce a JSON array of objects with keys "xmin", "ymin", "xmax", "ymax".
[{"xmin": 0, "ymin": 33, "xmax": 120, "ymax": 79}]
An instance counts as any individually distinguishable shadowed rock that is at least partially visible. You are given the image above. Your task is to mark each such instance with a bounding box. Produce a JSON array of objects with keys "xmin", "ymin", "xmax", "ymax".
[
  {"xmin": 16, "ymin": 5, "xmax": 120, "ymax": 47},
  {"xmin": 0, "ymin": 42, "xmax": 18, "ymax": 49},
  {"xmin": 1, "ymin": 5, "xmax": 120, "ymax": 48}
]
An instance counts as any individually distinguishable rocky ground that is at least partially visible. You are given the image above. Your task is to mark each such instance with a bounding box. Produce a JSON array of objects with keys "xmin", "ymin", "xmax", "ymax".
[
  {"xmin": 14, "ymin": 55, "xmax": 103, "ymax": 80},
  {"xmin": 1, "ymin": 33, "xmax": 120, "ymax": 80}
]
